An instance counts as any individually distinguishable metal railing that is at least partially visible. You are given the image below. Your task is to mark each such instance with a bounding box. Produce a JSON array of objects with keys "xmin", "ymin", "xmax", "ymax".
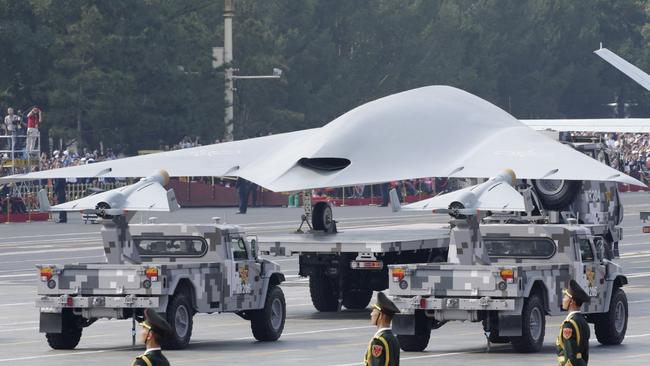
[{"xmin": 0, "ymin": 133, "xmax": 41, "ymax": 174}]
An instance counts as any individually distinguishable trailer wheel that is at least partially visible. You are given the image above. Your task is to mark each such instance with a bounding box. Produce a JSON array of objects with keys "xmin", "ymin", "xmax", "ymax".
[
  {"xmin": 511, "ymin": 294, "xmax": 545, "ymax": 353},
  {"xmin": 312, "ymin": 202, "xmax": 334, "ymax": 231},
  {"xmin": 45, "ymin": 310, "xmax": 82, "ymax": 350},
  {"xmin": 398, "ymin": 311, "xmax": 431, "ymax": 352},
  {"xmin": 309, "ymin": 270, "xmax": 339, "ymax": 312},
  {"xmin": 342, "ymin": 288, "xmax": 373, "ymax": 310},
  {"xmin": 162, "ymin": 293, "xmax": 194, "ymax": 349},
  {"xmin": 531, "ymin": 180, "xmax": 581, "ymax": 210},
  {"xmin": 251, "ymin": 286, "xmax": 286, "ymax": 341},
  {"xmin": 595, "ymin": 288, "xmax": 628, "ymax": 345},
  {"xmin": 398, "ymin": 331, "xmax": 431, "ymax": 352}
]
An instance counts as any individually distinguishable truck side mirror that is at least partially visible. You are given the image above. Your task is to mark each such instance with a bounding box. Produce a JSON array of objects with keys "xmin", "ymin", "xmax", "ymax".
[
  {"xmin": 594, "ymin": 238, "xmax": 605, "ymax": 262},
  {"xmin": 247, "ymin": 236, "xmax": 258, "ymax": 259}
]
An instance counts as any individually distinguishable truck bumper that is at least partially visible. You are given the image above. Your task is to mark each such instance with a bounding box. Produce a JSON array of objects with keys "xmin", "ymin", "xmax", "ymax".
[
  {"xmin": 36, "ymin": 295, "xmax": 159, "ymax": 310},
  {"xmin": 393, "ymin": 295, "xmax": 515, "ymax": 313}
]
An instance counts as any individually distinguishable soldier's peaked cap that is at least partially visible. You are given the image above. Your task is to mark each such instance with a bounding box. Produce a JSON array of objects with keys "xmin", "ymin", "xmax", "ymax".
[
  {"xmin": 140, "ymin": 308, "xmax": 173, "ymax": 337},
  {"xmin": 373, "ymin": 292, "xmax": 400, "ymax": 316},
  {"xmin": 565, "ymin": 279, "xmax": 590, "ymax": 305}
]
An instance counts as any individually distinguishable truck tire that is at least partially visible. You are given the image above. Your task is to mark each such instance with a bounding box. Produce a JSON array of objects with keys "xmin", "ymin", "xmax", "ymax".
[
  {"xmin": 511, "ymin": 294, "xmax": 545, "ymax": 353},
  {"xmin": 309, "ymin": 270, "xmax": 339, "ymax": 312},
  {"xmin": 162, "ymin": 293, "xmax": 194, "ymax": 349},
  {"xmin": 342, "ymin": 288, "xmax": 373, "ymax": 310},
  {"xmin": 251, "ymin": 286, "xmax": 286, "ymax": 341},
  {"xmin": 45, "ymin": 310, "xmax": 82, "ymax": 350},
  {"xmin": 595, "ymin": 288, "xmax": 628, "ymax": 345},
  {"xmin": 312, "ymin": 202, "xmax": 333, "ymax": 231},
  {"xmin": 398, "ymin": 331, "xmax": 431, "ymax": 352},
  {"xmin": 531, "ymin": 180, "xmax": 581, "ymax": 210}
]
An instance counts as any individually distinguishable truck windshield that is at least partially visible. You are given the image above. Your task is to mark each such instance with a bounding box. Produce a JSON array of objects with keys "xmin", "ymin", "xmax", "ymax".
[
  {"xmin": 230, "ymin": 237, "xmax": 250, "ymax": 260},
  {"xmin": 578, "ymin": 238, "xmax": 595, "ymax": 262},
  {"xmin": 134, "ymin": 236, "xmax": 208, "ymax": 257},
  {"xmin": 484, "ymin": 237, "xmax": 556, "ymax": 258}
]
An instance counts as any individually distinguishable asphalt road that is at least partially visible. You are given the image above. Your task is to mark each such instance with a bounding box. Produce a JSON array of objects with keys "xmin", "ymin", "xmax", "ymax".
[{"xmin": 0, "ymin": 194, "xmax": 649, "ymax": 365}]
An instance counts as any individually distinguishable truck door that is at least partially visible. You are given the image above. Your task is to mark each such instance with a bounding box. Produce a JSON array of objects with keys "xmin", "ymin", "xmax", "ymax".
[
  {"xmin": 577, "ymin": 237, "xmax": 606, "ymax": 310},
  {"xmin": 226, "ymin": 236, "xmax": 261, "ymax": 303}
]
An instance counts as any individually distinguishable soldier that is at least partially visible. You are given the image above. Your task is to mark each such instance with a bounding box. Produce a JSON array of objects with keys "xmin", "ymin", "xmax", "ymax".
[
  {"xmin": 557, "ymin": 279, "xmax": 590, "ymax": 366},
  {"xmin": 133, "ymin": 308, "xmax": 172, "ymax": 366},
  {"xmin": 364, "ymin": 292, "xmax": 400, "ymax": 366},
  {"xmin": 235, "ymin": 177, "xmax": 250, "ymax": 214}
]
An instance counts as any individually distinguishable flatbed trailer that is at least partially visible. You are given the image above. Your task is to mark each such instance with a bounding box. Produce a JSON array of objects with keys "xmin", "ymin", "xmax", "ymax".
[{"xmin": 257, "ymin": 223, "xmax": 450, "ymax": 311}]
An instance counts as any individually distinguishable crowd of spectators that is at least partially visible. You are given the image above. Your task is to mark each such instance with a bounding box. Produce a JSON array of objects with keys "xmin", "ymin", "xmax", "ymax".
[
  {"xmin": 161, "ymin": 136, "xmax": 203, "ymax": 151},
  {"xmin": 568, "ymin": 132, "xmax": 650, "ymax": 184}
]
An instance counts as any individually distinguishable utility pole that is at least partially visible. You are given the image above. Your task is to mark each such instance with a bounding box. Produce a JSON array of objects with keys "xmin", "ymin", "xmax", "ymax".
[
  {"xmin": 223, "ymin": 0, "xmax": 235, "ymax": 142},
  {"xmin": 214, "ymin": 0, "xmax": 282, "ymax": 142}
]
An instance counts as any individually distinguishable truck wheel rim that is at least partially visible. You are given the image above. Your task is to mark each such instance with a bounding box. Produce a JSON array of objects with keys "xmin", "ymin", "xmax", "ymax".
[
  {"xmin": 529, "ymin": 307, "xmax": 542, "ymax": 341},
  {"xmin": 271, "ymin": 298, "xmax": 283, "ymax": 330},
  {"xmin": 175, "ymin": 305, "xmax": 189, "ymax": 338},
  {"xmin": 536, "ymin": 180, "xmax": 563, "ymax": 195},
  {"xmin": 614, "ymin": 300, "xmax": 626, "ymax": 333},
  {"xmin": 321, "ymin": 206, "xmax": 333, "ymax": 230}
]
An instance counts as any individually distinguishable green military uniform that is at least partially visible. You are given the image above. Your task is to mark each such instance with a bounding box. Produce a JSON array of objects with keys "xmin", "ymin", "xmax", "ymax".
[
  {"xmin": 364, "ymin": 327, "xmax": 400, "ymax": 366},
  {"xmin": 132, "ymin": 348, "xmax": 170, "ymax": 366},
  {"xmin": 133, "ymin": 309, "xmax": 172, "ymax": 366},
  {"xmin": 557, "ymin": 280, "xmax": 590, "ymax": 366},
  {"xmin": 364, "ymin": 292, "xmax": 400, "ymax": 366}
]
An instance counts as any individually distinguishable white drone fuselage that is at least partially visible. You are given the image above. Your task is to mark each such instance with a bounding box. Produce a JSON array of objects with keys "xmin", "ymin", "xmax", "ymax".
[{"xmin": 38, "ymin": 170, "xmax": 179, "ymax": 216}]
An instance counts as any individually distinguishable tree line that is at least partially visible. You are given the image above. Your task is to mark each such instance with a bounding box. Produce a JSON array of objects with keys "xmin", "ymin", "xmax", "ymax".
[{"xmin": 1, "ymin": 0, "xmax": 649, "ymax": 154}]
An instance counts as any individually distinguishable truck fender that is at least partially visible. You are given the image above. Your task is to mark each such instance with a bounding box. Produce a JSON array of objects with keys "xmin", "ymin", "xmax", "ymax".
[
  {"xmin": 167, "ymin": 275, "xmax": 198, "ymax": 311},
  {"xmin": 522, "ymin": 279, "xmax": 550, "ymax": 313},
  {"xmin": 258, "ymin": 272, "xmax": 285, "ymax": 309},
  {"xmin": 601, "ymin": 275, "xmax": 628, "ymax": 312}
]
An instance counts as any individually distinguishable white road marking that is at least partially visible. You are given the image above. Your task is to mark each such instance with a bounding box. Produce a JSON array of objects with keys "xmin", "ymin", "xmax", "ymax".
[
  {"xmin": 622, "ymin": 233, "xmax": 650, "ymax": 238},
  {"xmin": 268, "ymin": 257, "xmax": 299, "ymax": 262},
  {"xmin": 0, "ymin": 238, "xmax": 100, "ymax": 247},
  {"xmin": 330, "ymin": 351, "xmax": 467, "ymax": 366},
  {"xmin": 0, "ymin": 321, "xmax": 37, "ymax": 326},
  {"xmin": 629, "ymin": 299, "xmax": 650, "ymax": 304},
  {"xmin": 0, "ymin": 246, "xmax": 102, "ymax": 257},
  {"xmin": 627, "ymin": 272, "xmax": 650, "ymax": 278},
  {"xmin": 0, "ymin": 302, "xmax": 33, "ymax": 307},
  {"xmin": 620, "ymin": 242, "xmax": 650, "ymax": 247},
  {"xmin": 0, "ymin": 232, "xmax": 99, "ymax": 241},
  {"xmin": 626, "ymin": 333, "xmax": 650, "ymax": 338},
  {"xmin": 0, "ymin": 274, "xmax": 33, "ymax": 279},
  {"xmin": 621, "ymin": 251, "xmax": 650, "ymax": 258},
  {"xmin": 0, "ymin": 324, "xmax": 375, "ymax": 363},
  {"xmin": 286, "ymin": 303, "xmax": 314, "ymax": 308},
  {"xmin": 1, "ymin": 255, "xmax": 104, "ymax": 264},
  {"xmin": 0, "ymin": 326, "xmax": 37, "ymax": 333}
]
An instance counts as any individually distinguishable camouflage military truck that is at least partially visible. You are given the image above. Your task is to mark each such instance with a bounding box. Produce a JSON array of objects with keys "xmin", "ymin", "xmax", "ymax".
[
  {"xmin": 36, "ymin": 215, "xmax": 286, "ymax": 350},
  {"xmin": 388, "ymin": 218, "xmax": 629, "ymax": 353}
]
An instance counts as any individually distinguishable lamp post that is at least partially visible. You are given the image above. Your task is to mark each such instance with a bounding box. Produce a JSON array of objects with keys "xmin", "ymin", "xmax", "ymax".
[{"xmin": 215, "ymin": 0, "xmax": 282, "ymax": 142}]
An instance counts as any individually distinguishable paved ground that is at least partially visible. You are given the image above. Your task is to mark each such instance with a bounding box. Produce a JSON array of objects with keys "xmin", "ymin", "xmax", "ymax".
[{"xmin": 0, "ymin": 194, "xmax": 649, "ymax": 365}]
